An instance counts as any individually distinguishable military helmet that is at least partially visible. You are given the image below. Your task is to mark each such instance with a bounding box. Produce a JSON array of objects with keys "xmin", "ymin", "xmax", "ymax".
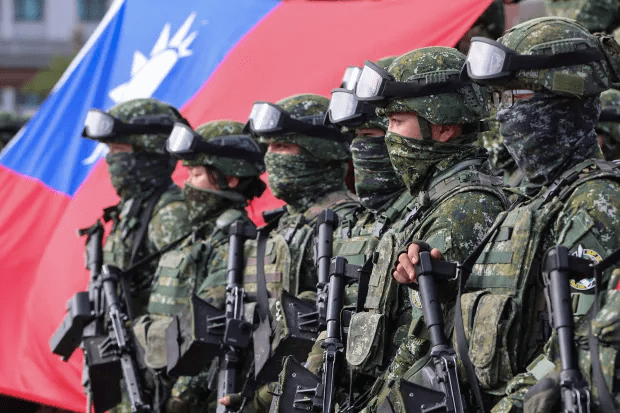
[
  {"xmin": 596, "ymin": 88, "xmax": 620, "ymax": 143},
  {"xmin": 376, "ymin": 56, "xmax": 397, "ymax": 70},
  {"xmin": 383, "ymin": 46, "xmax": 488, "ymax": 125},
  {"xmin": 105, "ymin": 98, "xmax": 188, "ymax": 155},
  {"xmin": 182, "ymin": 120, "xmax": 265, "ymax": 177},
  {"xmin": 355, "ymin": 56, "xmax": 395, "ymax": 132},
  {"xmin": 494, "ymin": 17, "xmax": 612, "ymax": 97},
  {"xmin": 260, "ymin": 93, "xmax": 350, "ymax": 162}
]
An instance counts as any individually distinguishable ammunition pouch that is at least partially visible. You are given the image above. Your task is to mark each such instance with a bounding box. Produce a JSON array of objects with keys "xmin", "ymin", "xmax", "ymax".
[
  {"xmin": 460, "ymin": 291, "xmax": 517, "ymax": 390},
  {"xmin": 346, "ymin": 312, "xmax": 385, "ymax": 376}
]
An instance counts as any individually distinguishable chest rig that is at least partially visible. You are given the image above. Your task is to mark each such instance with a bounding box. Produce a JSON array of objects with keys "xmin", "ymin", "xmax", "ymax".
[
  {"xmin": 242, "ymin": 190, "xmax": 359, "ymax": 299},
  {"xmin": 346, "ymin": 160, "xmax": 509, "ymax": 378},
  {"xmin": 464, "ymin": 159, "xmax": 620, "ymax": 392},
  {"xmin": 146, "ymin": 209, "xmax": 244, "ymax": 317}
]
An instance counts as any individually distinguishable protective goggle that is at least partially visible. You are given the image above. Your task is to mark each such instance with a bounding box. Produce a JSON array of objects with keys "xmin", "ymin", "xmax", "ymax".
[
  {"xmin": 243, "ymin": 101, "xmax": 347, "ymax": 141},
  {"xmin": 355, "ymin": 60, "xmax": 468, "ymax": 103},
  {"xmin": 325, "ymin": 88, "xmax": 376, "ymax": 126},
  {"xmin": 82, "ymin": 109, "xmax": 176, "ymax": 140},
  {"xmin": 492, "ymin": 89, "xmax": 535, "ymax": 109},
  {"xmin": 166, "ymin": 122, "xmax": 265, "ymax": 169},
  {"xmin": 341, "ymin": 66, "xmax": 362, "ymax": 91},
  {"xmin": 463, "ymin": 37, "xmax": 605, "ymax": 82}
]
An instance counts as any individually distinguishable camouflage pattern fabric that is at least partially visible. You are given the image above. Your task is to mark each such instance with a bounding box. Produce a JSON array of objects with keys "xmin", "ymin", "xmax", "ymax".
[
  {"xmin": 184, "ymin": 183, "xmax": 241, "ymax": 226},
  {"xmin": 493, "ymin": 17, "xmax": 612, "ymax": 98},
  {"xmin": 385, "ymin": 130, "xmax": 481, "ymax": 195},
  {"xmin": 104, "ymin": 98, "xmax": 188, "ymax": 154},
  {"xmin": 381, "ymin": 47, "xmax": 489, "ymax": 125},
  {"xmin": 456, "ymin": 0, "xmax": 506, "ymax": 54},
  {"xmin": 350, "ymin": 136, "xmax": 404, "ymax": 211},
  {"xmin": 596, "ymin": 88, "xmax": 620, "ymax": 161},
  {"xmin": 264, "ymin": 151, "xmax": 348, "ymax": 211},
  {"xmin": 544, "ymin": 0, "xmax": 620, "ymax": 32},
  {"xmin": 497, "ymin": 95, "xmax": 602, "ymax": 194},
  {"xmin": 105, "ymin": 151, "xmax": 176, "ymax": 199},
  {"xmin": 477, "ymin": 109, "xmax": 522, "ymax": 187}
]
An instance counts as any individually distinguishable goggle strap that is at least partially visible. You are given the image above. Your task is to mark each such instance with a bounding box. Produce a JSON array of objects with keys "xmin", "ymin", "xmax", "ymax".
[
  {"xmin": 509, "ymin": 48, "xmax": 604, "ymax": 71},
  {"xmin": 598, "ymin": 110, "xmax": 620, "ymax": 123},
  {"xmin": 382, "ymin": 80, "xmax": 469, "ymax": 98},
  {"xmin": 187, "ymin": 139, "xmax": 264, "ymax": 163},
  {"xmin": 287, "ymin": 119, "xmax": 350, "ymax": 142}
]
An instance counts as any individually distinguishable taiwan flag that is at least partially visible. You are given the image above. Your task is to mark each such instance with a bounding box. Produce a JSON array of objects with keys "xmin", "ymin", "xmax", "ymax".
[{"xmin": 0, "ymin": 0, "xmax": 492, "ymax": 410}]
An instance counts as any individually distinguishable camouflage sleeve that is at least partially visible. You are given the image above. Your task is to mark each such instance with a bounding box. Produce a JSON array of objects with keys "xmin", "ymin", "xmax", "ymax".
[
  {"xmin": 416, "ymin": 191, "xmax": 505, "ymax": 263},
  {"xmin": 554, "ymin": 178, "xmax": 620, "ymax": 269},
  {"xmin": 148, "ymin": 199, "xmax": 191, "ymax": 251}
]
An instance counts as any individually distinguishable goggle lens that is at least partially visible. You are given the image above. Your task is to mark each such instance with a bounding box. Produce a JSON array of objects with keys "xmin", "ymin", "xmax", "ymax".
[
  {"xmin": 84, "ymin": 110, "xmax": 114, "ymax": 138},
  {"xmin": 250, "ymin": 103, "xmax": 281, "ymax": 132},
  {"xmin": 467, "ymin": 41, "xmax": 507, "ymax": 77},
  {"xmin": 167, "ymin": 123, "xmax": 194, "ymax": 153},
  {"xmin": 342, "ymin": 66, "xmax": 362, "ymax": 90},
  {"xmin": 329, "ymin": 91, "xmax": 358, "ymax": 123},
  {"xmin": 356, "ymin": 65, "xmax": 384, "ymax": 99}
]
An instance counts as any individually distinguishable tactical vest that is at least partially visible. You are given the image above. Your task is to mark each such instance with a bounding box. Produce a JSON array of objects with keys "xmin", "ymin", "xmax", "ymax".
[
  {"xmin": 147, "ymin": 208, "xmax": 246, "ymax": 317},
  {"xmin": 102, "ymin": 184, "xmax": 185, "ymax": 316},
  {"xmin": 242, "ymin": 190, "xmax": 359, "ymax": 299},
  {"xmin": 464, "ymin": 159, "xmax": 620, "ymax": 392},
  {"xmin": 346, "ymin": 160, "xmax": 509, "ymax": 378}
]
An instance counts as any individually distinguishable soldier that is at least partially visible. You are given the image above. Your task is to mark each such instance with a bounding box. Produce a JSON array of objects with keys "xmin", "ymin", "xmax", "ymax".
[
  {"xmin": 130, "ymin": 120, "xmax": 266, "ymax": 413},
  {"xmin": 82, "ymin": 98, "xmax": 192, "ymax": 412},
  {"xmin": 218, "ymin": 93, "xmax": 360, "ymax": 412},
  {"xmin": 347, "ymin": 46, "xmax": 509, "ymax": 412},
  {"xmin": 269, "ymin": 59, "xmax": 414, "ymax": 412},
  {"xmin": 394, "ymin": 16, "xmax": 620, "ymax": 412},
  {"xmin": 545, "ymin": 0, "xmax": 620, "ymax": 33},
  {"xmin": 596, "ymin": 88, "xmax": 620, "ymax": 161}
]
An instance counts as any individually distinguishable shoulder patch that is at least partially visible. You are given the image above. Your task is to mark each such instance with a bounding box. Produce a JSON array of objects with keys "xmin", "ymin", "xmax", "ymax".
[{"xmin": 569, "ymin": 244, "xmax": 602, "ymax": 291}]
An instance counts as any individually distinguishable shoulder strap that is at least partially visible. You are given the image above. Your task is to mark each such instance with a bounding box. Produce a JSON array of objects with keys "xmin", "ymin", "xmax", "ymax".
[
  {"xmin": 374, "ymin": 191, "xmax": 415, "ymax": 237},
  {"xmin": 129, "ymin": 186, "xmax": 169, "ymax": 265}
]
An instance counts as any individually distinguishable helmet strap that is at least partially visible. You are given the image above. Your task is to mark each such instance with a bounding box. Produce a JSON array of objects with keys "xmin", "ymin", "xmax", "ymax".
[
  {"xmin": 418, "ymin": 117, "xmax": 433, "ymax": 140},
  {"xmin": 211, "ymin": 167, "xmax": 230, "ymax": 191}
]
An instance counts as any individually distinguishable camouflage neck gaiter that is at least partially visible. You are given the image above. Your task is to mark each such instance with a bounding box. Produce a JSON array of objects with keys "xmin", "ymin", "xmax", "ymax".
[
  {"xmin": 385, "ymin": 131, "xmax": 480, "ymax": 195},
  {"xmin": 264, "ymin": 151, "xmax": 346, "ymax": 211},
  {"xmin": 183, "ymin": 183, "xmax": 241, "ymax": 226},
  {"xmin": 351, "ymin": 136, "xmax": 404, "ymax": 211},
  {"xmin": 497, "ymin": 95, "xmax": 603, "ymax": 193},
  {"xmin": 105, "ymin": 152, "xmax": 174, "ymax": 199}
]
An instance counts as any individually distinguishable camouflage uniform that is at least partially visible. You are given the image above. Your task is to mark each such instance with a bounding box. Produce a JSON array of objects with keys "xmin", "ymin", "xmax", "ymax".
[
  {"xmin": 232, "ymin": 94, "xmax": 359, "ymax": 413},
  {"xmin": 83, "ymin": 98, "xmax": 192, "ymax": 413},
  {"xmin": 459, "ymin": 18, "xmax": 620, "ymax": 412},
  {"xmin": 346, "ymin": 47, "xmax": 509, "ymax": 413},
  {"xmin": 596, "ymin": 88, "xmax": 620, "ymax": 161},
  {"xmin": 545, "ymin": 0, "xmax": 620, "ymax": 33},
  {"xmin": 129, "ymin": 121, "xmax": 265, "ymax": 413}
]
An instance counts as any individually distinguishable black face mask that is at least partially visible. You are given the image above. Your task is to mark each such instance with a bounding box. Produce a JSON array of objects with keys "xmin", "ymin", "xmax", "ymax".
[
  {"xmin": 497, "ymin": 95, "xmax": 602, "ymax": 192},
  {"xmin": 105, "ymin": 152, "xmax": 175, "ymax": 199}
]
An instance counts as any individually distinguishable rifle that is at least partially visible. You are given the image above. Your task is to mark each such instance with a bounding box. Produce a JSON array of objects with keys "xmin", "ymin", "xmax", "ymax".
[
  {"xmin": 254, "ymin": 209, "xmax": 340, "ymax": 383},
  {"xmin": 165, "ymin": 220, "xmax": 256, "ymax": 383},
  {"xmin": 50, "ymin": 221, "xmax": 122, "ymax": 413},
  {"xmin": 542, "ymin": 246, "xmax": 591, "ymax": 413},
  {"xmin": 270, "ymin": 256, "xmax": 370, "ymax": 413},
  {"xmin": 99, "ymin": 264, "xmax": 151, "ymax": 413},
  {"xmin": 381, "ymin": 244, "xmax": 465, "ymax": 413}
]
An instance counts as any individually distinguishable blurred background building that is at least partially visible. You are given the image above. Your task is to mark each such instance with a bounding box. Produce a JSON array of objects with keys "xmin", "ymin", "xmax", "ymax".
[{"xmin": 0, "ymin": 0, "xmax": 109, "ymax": 116}]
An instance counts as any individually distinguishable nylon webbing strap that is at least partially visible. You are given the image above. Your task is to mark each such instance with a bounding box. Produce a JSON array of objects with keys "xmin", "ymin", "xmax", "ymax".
[
  {"xmin": 255, "ymin": 228, "xmax": 271, "ymax": 322},
  {"xmin": 453, "ymin": 209, "xmax": 512, "ymax": 413}
]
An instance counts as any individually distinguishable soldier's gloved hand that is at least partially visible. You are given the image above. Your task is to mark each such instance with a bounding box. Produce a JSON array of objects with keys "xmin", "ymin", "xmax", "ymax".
[
  {"xmin": 523, "ymin": 371, "xmax": 561, "ymax": 413},
  {"xmin": 393, "ymin": 242, "xmax": 443, "ymax": 284}
]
